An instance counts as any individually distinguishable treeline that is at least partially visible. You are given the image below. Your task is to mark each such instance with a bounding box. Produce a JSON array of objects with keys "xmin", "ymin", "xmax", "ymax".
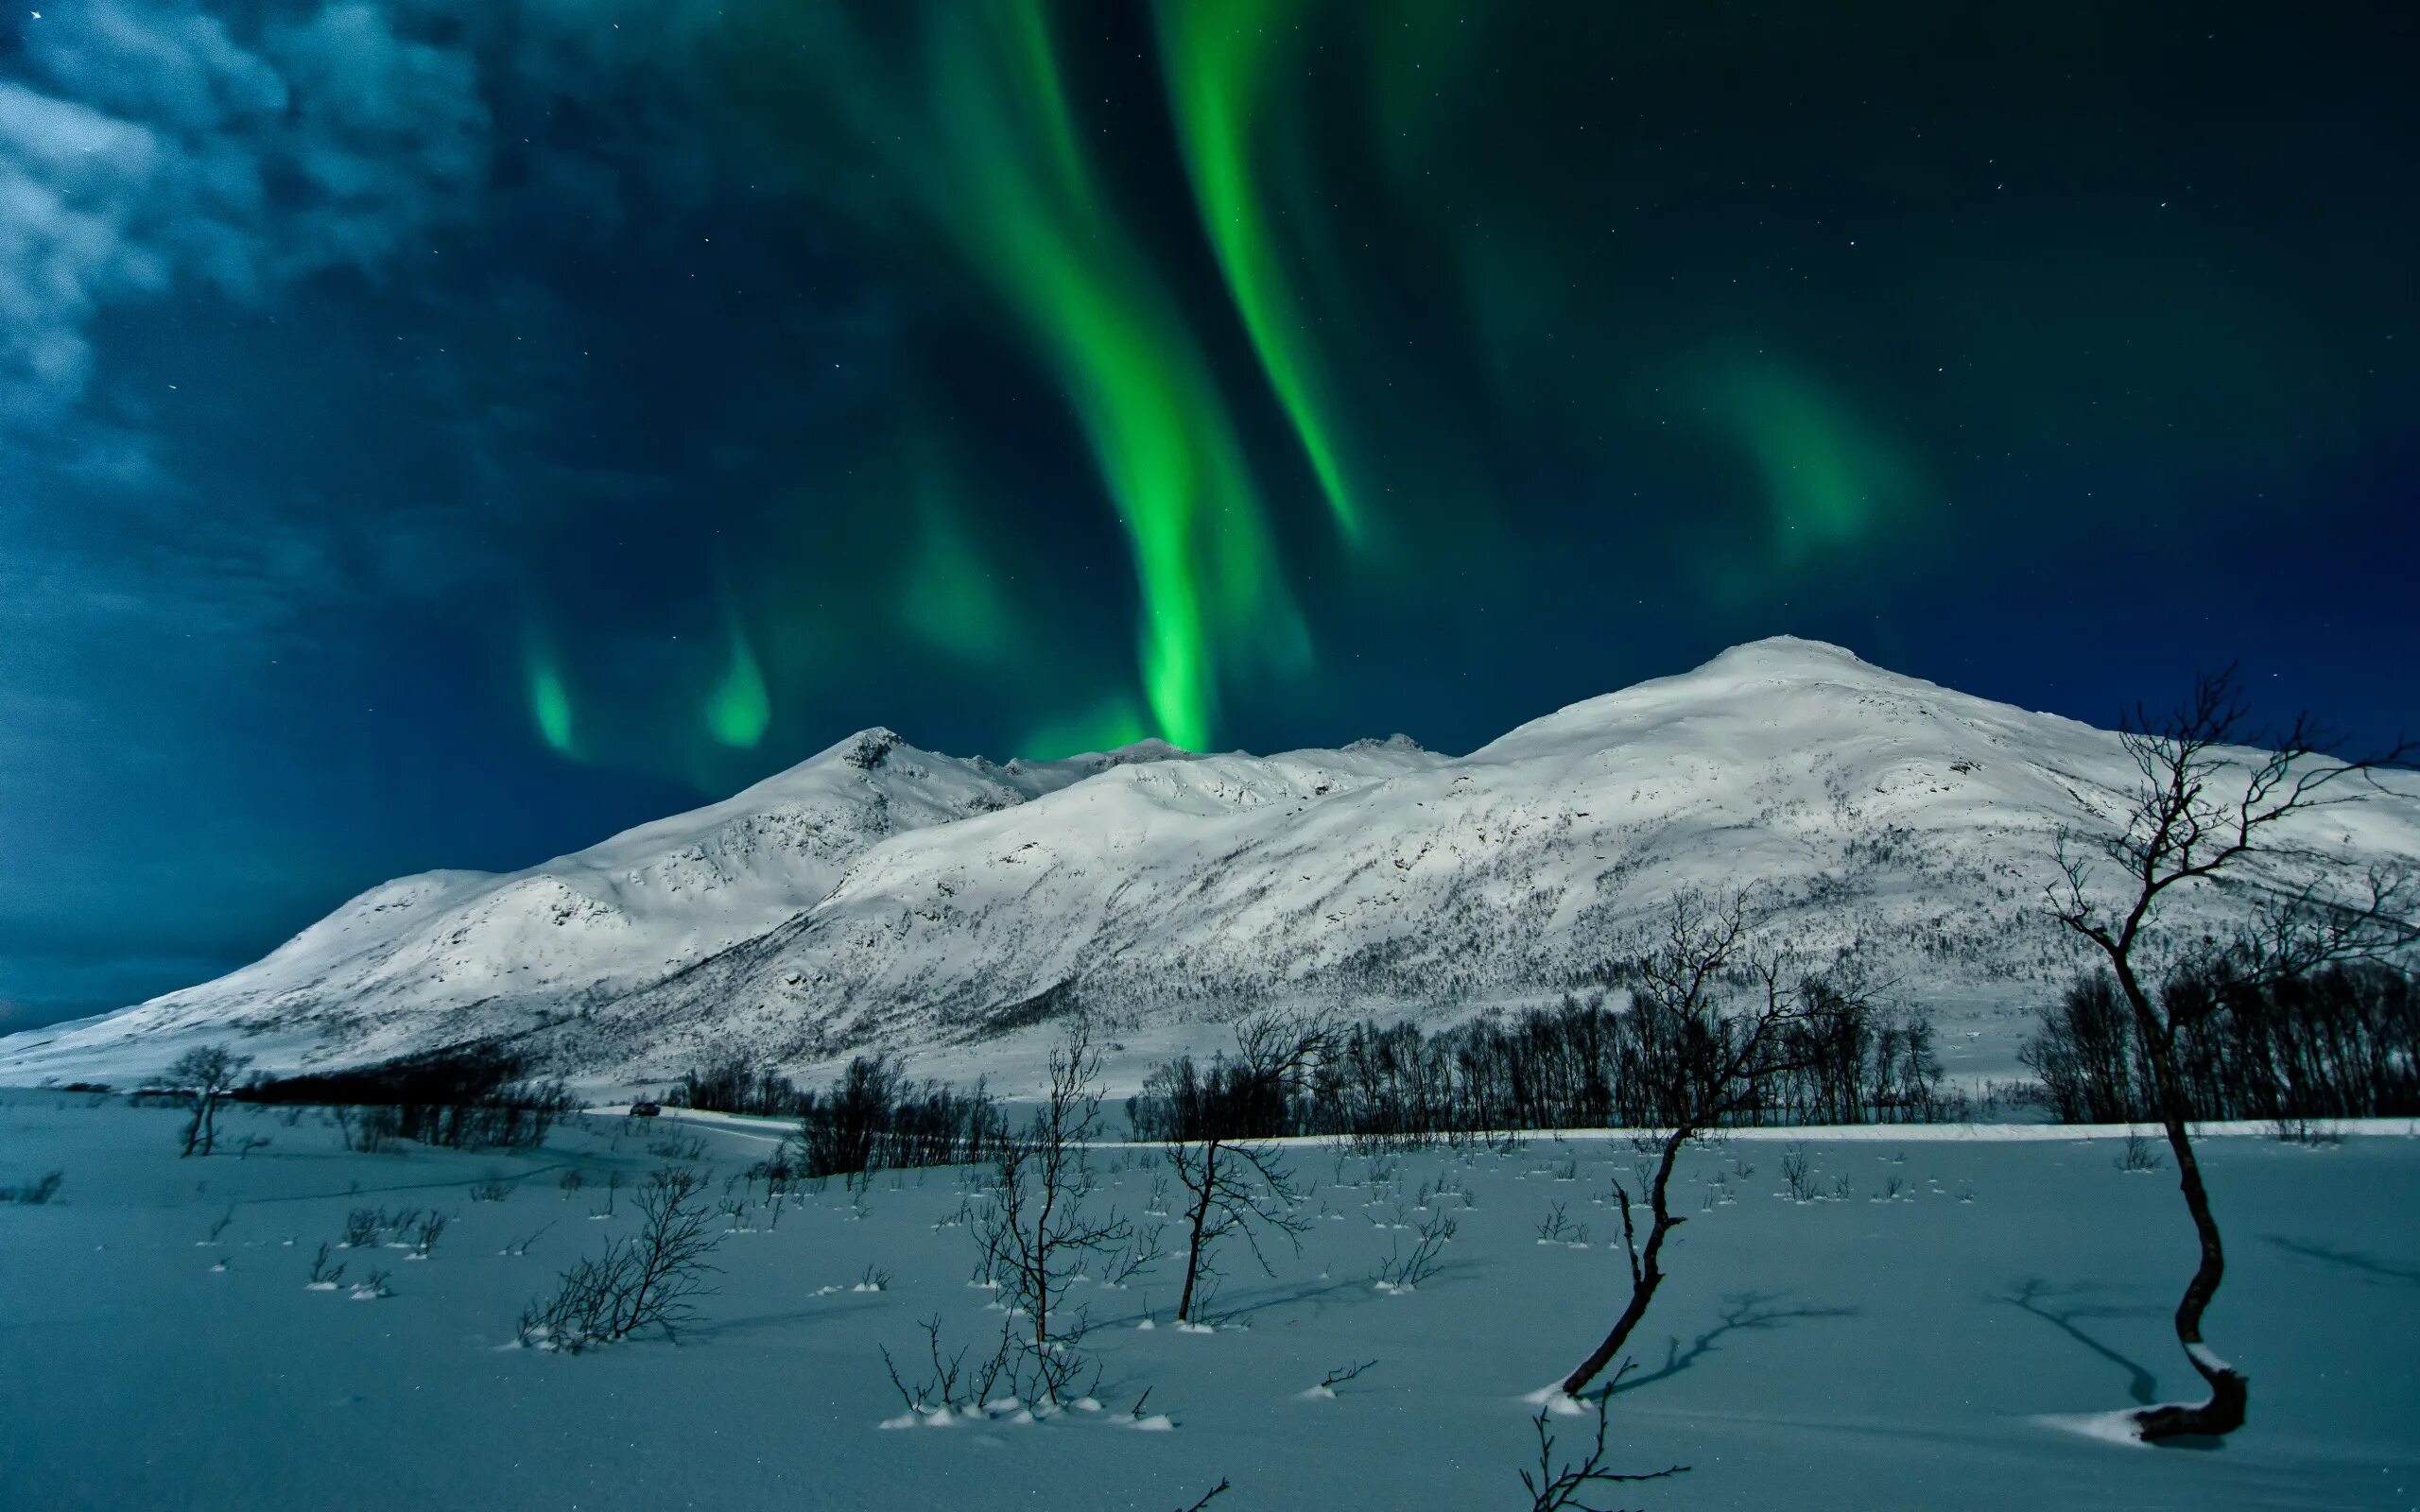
[
  {"xmin": 1131, "ymin": 988, "xmax": 1953, "ymax": 1143},
  {"xmin": 671, "ymin": 1056, "xmax": 805, "ymax": 1118},
  {"xmin": 669, "ymin": 1053, "xmax": 1007, "ymax": 1179},
  {"xmin": 242, "ymin": 1045, "xmax": 575, "ymax": 1150},
  {"xmin": 1129, "ymin": 1047, "xmax": 1296, "ymax": 1143},
  {"xmin": 2022, "ymin": 962, "xmax": 2419, "ymax": 1123}
]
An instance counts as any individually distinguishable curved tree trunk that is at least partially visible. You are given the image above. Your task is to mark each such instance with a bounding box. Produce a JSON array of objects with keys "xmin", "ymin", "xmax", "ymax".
[
  {"xmin": 2118, "ymin": 960, "xmax": 2249, "ymax": 1440},
  {"xmin": 1561, "ymin": 1127, "xmax": 1687, "ymax": 1398}
]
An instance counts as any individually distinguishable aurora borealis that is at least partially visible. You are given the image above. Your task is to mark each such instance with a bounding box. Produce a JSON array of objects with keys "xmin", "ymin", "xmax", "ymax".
[{"xmin": 2, "ymin": 2, "xmax": 2414, "ymax": 1024}]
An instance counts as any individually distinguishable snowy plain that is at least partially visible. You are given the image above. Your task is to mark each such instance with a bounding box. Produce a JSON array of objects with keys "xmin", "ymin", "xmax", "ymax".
[{"xmin": 5, "ymin": 1092, "xmax": 2417, "ymax": 1511}]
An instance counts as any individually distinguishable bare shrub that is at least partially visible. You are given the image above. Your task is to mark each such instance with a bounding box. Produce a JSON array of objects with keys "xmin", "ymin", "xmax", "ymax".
[
  {"xmin": 305, "ymin": 1243, "xmax": 345, "ymax": 1288},
  {"xmin": 517, "ymin": 1167, "xmax": 721, "ymax": 1350},
  {"xmin": 882, "ymin": 1312, "xmax": 1012, "ymax": 1420},
  {"xmin": 1315, "ymin": 1359, "xmax": 1376, "ymax": 1396},
  {"xmin": 2118, "ymin": 1133, "xmax": 2164, "ymax": 1173},
  {"xmin": 1521, "ymin": 1371, "xmax": 1688, "ymax": 1511},
  {"xmin": 411, "ymin": 1211, "xmax": 450, "ymax": 1257},
  {"xmin": 500, "ymin": 1221, "xmax": 553, "ymax": 1258},
  {"xmin": 1374, "ymin": 1210, "xmax": 1456, "ymax": 1294},
  {"xmin": 1779, "ymin": 1143, "xmax": 1818, "ymax": 1202},
  {"xmin": 1173, "ymin": 1483, "xmax": 1230, "ymax": 1512},
  {"xmin": 1535, "ymin": 1203, "xmax": 1586, "ymax": 1246}
]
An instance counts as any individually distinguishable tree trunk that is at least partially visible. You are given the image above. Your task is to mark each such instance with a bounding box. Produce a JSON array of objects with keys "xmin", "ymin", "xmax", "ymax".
[
  {"xmin": 181, "ymin": 1094, "xmax": 213, "ymax": 1158},
  {"xmin": 1177, "ymin": 1142, "xmax": 1218, "ymax": 1324},
  {"xmin": 1560, "ymin": 1127, "xmax": 1687, "ymax": 1397},
  {"xmin": 2116, "ymin": 960, "xmax": 2249, "ymax": 1440}
]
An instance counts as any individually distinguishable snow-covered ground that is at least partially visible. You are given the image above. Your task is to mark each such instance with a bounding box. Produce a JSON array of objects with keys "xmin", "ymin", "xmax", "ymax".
[{"xmin": 5, "ymin": 1092, "xmax": 2415, "ymax": 1510}]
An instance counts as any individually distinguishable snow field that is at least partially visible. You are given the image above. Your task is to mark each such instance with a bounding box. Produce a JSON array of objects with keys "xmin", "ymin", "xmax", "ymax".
[{"xmin": 3, "ymin": 1092, "xmax": 2417, "ymax": 1510}]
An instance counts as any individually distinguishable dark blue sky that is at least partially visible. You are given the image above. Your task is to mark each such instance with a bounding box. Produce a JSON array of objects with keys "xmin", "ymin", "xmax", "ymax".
[{"xmin": 2, "ymin": 2, "xmax": 2414, "ymax": 1029}]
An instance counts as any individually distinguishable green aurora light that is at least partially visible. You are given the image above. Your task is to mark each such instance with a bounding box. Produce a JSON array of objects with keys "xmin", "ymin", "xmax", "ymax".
[
  {"xmin": 529, "ymin": 662, "xmax": 575, "ymax": 757},
  {"xmin": 1160, "ymin": 0, "xmax": 1364, "ymax": 545},
  {"xmin": 805, "ymin": 2, "xmax": 1312, "ymax": 751},
  {"xmin": 703, "ymin": 607, "xmax": 771, "ymax": 748},
  {"xmin": 493, "ymin": 4, "xmax": 2402, "ymax": 791},
  {"xmin": 1686, "ymin": 355, "xmax": 1919, "ymax": 573},
  {"xmin": 900, "ymin": 475, "xmax": 1020, "ymax": 666}
]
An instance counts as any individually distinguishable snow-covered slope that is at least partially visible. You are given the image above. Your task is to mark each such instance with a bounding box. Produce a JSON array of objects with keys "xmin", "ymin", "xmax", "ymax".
[{"xmin": 8, "ymin": 638, "xmax": 2416, "ymax": 1087}]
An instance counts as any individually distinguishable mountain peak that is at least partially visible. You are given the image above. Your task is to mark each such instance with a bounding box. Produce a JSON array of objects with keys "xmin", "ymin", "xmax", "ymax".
[
  {"xmin": 1472, "ymin": 635, "xmax": 1935, "ymax": 761},
  {"xmin": 1097, "ymin": 737, "xmax": 1194, "ymax": 764},
  {"xmin": 834, "ymin": 728, "xmax": 907, "ymax": 771},
  {"xmin": 1708, "ymin": 634, "xmax": 1866, "ymax": 669}
]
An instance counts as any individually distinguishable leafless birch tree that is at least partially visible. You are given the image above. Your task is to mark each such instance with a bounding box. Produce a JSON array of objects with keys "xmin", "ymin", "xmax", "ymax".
[
  {"xmin": 1559, "ymin": 890, "xmax": 1827, "ymax": 1398},
  {"xmin": 2048, "ymin": 668, "xmax": 2413, "ymax": 1439},
  {"xmin": 977, "ymin": 1018, "xmax": 1132, "ymax": 1400},
  {"xmin": 1150, "ymin": 1011, "xmax": 1329, "ymax": 1325},
  {"xmin": 167, "ymin": 1045, "xmax": 252, "ymax": 1158}
]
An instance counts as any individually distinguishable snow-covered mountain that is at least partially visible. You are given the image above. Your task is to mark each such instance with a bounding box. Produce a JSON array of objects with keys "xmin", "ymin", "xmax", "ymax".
[{"xmin": 8, "ymin": 638, "xmax": 2416, "ymax": 1089}]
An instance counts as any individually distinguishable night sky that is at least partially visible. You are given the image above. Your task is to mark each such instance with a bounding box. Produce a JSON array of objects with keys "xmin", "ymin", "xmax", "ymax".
[{"xmin": 3, "ymin": 3, "xmax": 2414, "ymax": 1029}]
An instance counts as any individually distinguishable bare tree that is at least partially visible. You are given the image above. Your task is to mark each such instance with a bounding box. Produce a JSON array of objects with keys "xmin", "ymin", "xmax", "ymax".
[
  {"xmin": 1150, "ymin": 1011, "xmax": 1328, "ymax": 1325},
  {"xmin": 2048, "ymin": 668, "xmax": 2413, "ymax": 1439},
  {"xmin": 166, "ymin": 1045, "xmax": 252, "ymax": 1158},
  {"xmin": 518, "ymin": 1166, "xmax": 722, "ymax": 1350},
  {"xmin": 976, "ymin": 1019, "xmax": 1132, "ymax": 1400},
  {"xmin": 1558, "ymin": 891, "xmax": 1826, "ymax": 1398}
]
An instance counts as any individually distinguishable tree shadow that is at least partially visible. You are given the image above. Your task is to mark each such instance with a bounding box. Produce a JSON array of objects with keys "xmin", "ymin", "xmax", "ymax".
[
  {"xmin": 1210, "ymin": 1263, "xmax": 1460, "ymax": 1326},
  {"xmin": 1998, "ymin": 1278, "xmax": 2163, "ymax": 1405},
  {"xmin": 1603, "ymin": 1289, "xmax": 1860, "ymax": 1398},
  {"xmin": 2262, "ymin": 1233, "xmax": 2420, "ymax": 1287},
  {"xmin": 687, "ymin": 1295, "xmax": 893, "ymax": 1342}
]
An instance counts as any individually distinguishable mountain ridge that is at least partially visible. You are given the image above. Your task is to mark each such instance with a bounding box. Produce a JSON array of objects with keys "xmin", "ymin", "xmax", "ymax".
[{"xmin": 8, "ymin": 637, "xmax": 2414, "ymax": 1090}]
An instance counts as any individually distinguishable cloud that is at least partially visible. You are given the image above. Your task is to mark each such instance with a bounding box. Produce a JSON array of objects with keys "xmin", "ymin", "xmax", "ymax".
[
  {"xmin": 0, "ymin": 83, "xmax": 173, "ymax": 418},
  {"xmin": 0, "ymin": 0, "xmax": 489, "ymax": 424}
]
